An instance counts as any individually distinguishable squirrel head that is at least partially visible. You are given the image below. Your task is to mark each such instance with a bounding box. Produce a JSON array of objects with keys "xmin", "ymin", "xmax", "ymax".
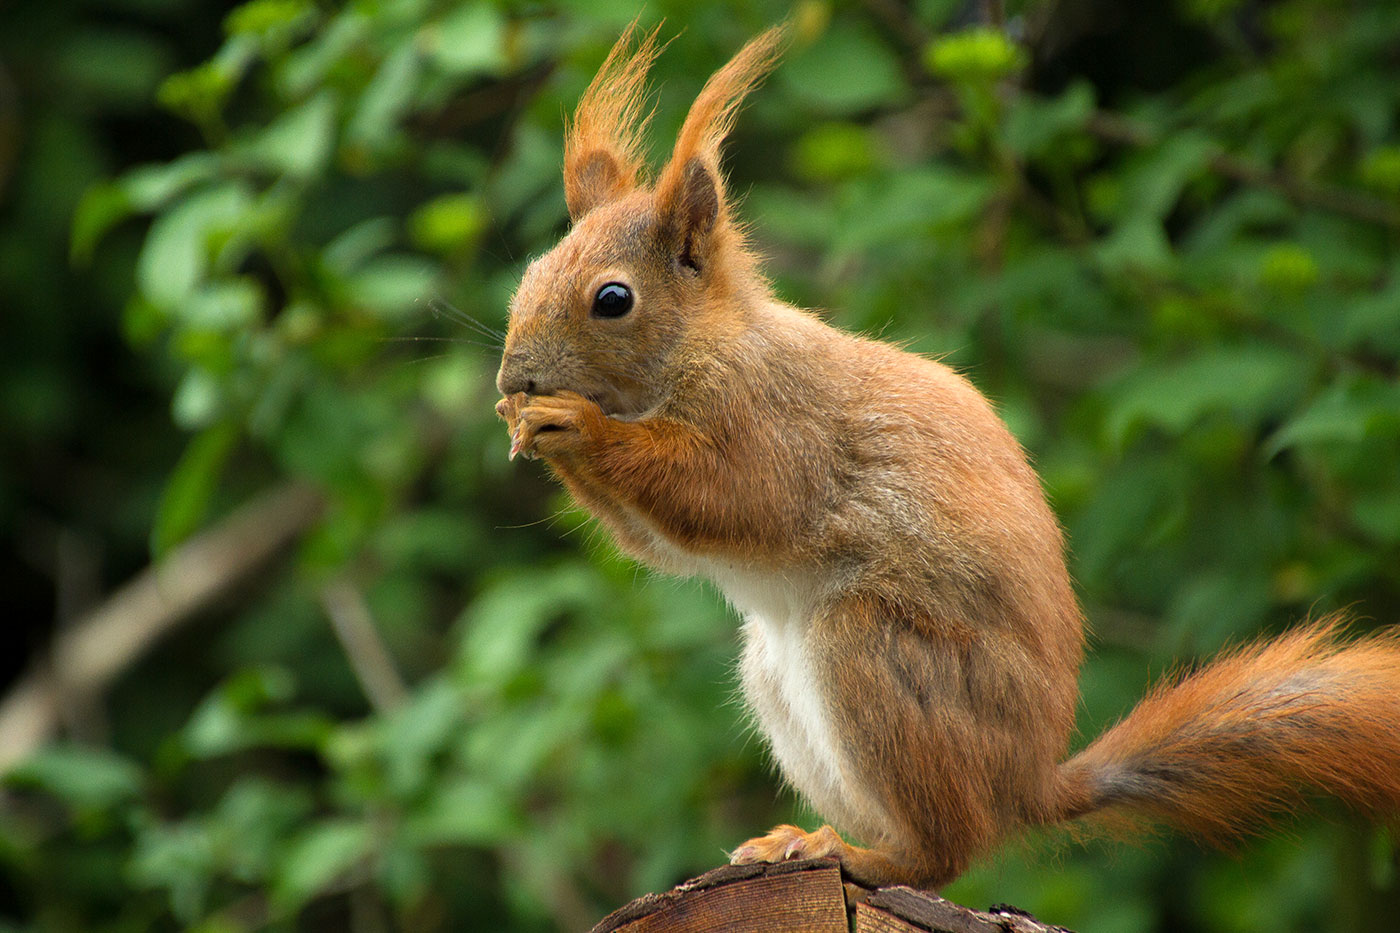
[{"xmin": 496, "ymin": 23, "xmax": 787, "ymax": 417}]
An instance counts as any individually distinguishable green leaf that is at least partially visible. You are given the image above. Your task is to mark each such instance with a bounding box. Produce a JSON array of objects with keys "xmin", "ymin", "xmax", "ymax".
[
  {"xmin": 374, "ymin": 508, "xmax": 485, "ymax": 573},
  {"xmin": 1351, "ymin": 486, "xmax": 1400, "ymax": 544},
  {"xmin": 346, "ymin": 42, "xmax": 421, "ymax": 157},
  {"xmin": 244, "ymin": 91, "xmax": 338, "ymax": 179},
  {"xmin": 924, "ymin": 26, "xmax": 1026, "ymax": 83},
  {"xmin": 1093, "ymin": 214, "xmax": 1175, "ymax": 274},
  {"xmin": 276, "ymin": 7, "xmax": 368, "ymax": 96},
  {"xmin": 425, "ymin": 4, "xmax": 509, "ymax": 77},
  {"xmin": 1163, "ymin": 570, "xmax": 1271, "ymax": 653},
  {"xmin": 128, "ymin": 820, "xmax": 216, "ymax": 922},
  {"xmin": 487, "ymin": 120, "xmax": 562, "ymax": 227},
  {"xmin": 1003, "ymin": 82, "xmax": 1096, "ymax": 158},
  {"xmin": 1105, "ymin": 347, "xmax": 1307, "ymax": 448},
  {"xmin": 408, "ymin": 193, "xmax": 486, "ymax": 254},
  {"xmin": 6, "ymin": 746, "xmax": 143, "ymax": 811},
  {"xmin": 782, "ymin": 22, "xmax": 907, "ymax": 115},
  {"xmin": 1339, "ymin": 274, "xmax": 1400, "ymax": 355},
  {"xmin": 1359, "ymin": 145, "xmax": 1400, "ymax": 195},
  {"xmin": 136, "ymin": 183, "xmax": 254, "ymax": 311},
  {"xmin": 71, "ymin": 182, "xmax": 133, "ymax": 265},
  {"xmin": 187, "ymin": 706, "xmax": 331, "ymax": 759},
  {"xmin": 322, "ymin": 217, "xmax": 398, "ymax": 275},
  {"xmin": 158, "ymin": 60, "xmax": 237, "ymax": 127},
  {"xmin": 346, "ymin": 254, "xmax": 439, "ymax": 318},
  {"xmin": 1265, "ymin": 376, "xmax": 1400, "ymax": 456},
  {"xmin": 211, "ymin": 778, "xmax": 315, "ymax": 882},
  {"xmin": 1258, "ymin": 243, "xmax": 1319, "ymax": 293},
  {"xmin": 181, "ymin": 278, "xmax": 264, "ymax": 332},
  {"xmin": 123, "ymin": 294, "xmax": 167, "ymax": 347},
  {"xmin": 403, "ymin": 778, "xmax": 516, "ymax": 846},
  {"xmin": 225, "ymin": 0, "xmax": 316, "ymax": 40},
  {"xmin": 151, "ymin": 421, "xmax": 239, "ymax": 555},
  {"xmin": 123, "ymin": 154, "xmax": 224, "ymax": 210},
  {"xmin": 833, "ymin": 167, "xmax": 992, "ymax": 256},
  {"xmin": 183, "ymin": 668, "xmax": 330, "ymax": 758},
  {"xmin": 419, "ymin": 351, "xmax": 492, "ymax": 420},
  {"xmin": 375, "ymin": 679, "xmax": 463, "ymax": 797},
  {"xmin": 790, "ymin": 123, "xmax": 880, "ymax": 182},
  {"xmin": 1110, "ymin": 130, "xmax": 1216, "ymax": 222},
  {"xmin": 273, "ymin": 820, "xmax": 370, "ymax": 910},
  {"xmin": 171, "ymin": 367, "xmax": 225, "ymax": 431},
  {"xmin": 455, "ymin": 563, "xmax": 603, "ymax": 685}
]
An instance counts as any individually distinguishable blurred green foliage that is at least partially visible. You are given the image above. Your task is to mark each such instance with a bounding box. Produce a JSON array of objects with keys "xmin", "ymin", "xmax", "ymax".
[{"xmin": 3, "ymin": 0, "xmax": 1399, "ymax": 930}]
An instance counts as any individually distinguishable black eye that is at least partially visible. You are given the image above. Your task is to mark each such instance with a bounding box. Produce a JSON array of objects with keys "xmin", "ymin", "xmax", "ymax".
[{"xmin": 592, "ymin": 282, "xmax": 633, "ymax": 318}]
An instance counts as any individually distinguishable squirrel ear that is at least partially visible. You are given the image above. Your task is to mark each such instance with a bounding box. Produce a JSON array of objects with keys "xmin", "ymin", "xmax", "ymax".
[
  {"xmin": 653, "ymin": 25, "xmax": 787, "ymax": 269},
  {"xmin": 659, "ymin": 157, "xmax": 720, "ymax": 273},
  {"xmin": 563, "ymin": 23, "xmax": 663, "ymax": 222},
  {"xmin": 566, "ymin": 151, "xmax": 627, "ymax": 220}
]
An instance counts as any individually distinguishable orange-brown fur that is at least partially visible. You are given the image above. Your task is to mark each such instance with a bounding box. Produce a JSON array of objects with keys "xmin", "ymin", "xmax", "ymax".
[{"xmin": 495, "ymin": 24, "xmax": 1400, "ymax": 889}]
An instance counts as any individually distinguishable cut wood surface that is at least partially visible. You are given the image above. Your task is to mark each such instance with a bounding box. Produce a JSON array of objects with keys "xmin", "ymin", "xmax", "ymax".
[{"xmin": 589, "ymin": 858, "xmax": 1074, "ymax": 933}]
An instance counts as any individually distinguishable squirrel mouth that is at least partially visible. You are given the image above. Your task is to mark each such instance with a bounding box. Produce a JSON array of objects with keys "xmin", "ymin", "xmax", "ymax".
[
  {"xmin": 592, "ymin": 386, "xmax": 644, "ymax": 420},
  {"xmin": 592, "ymin": 392, "xmax": 624, "ymax": 418}
]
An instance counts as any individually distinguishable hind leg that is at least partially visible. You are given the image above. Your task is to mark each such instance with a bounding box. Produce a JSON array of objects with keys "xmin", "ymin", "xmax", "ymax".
[{"xmin": 731, "ymin": 598, "xmax": 1007, "ymax": 889}]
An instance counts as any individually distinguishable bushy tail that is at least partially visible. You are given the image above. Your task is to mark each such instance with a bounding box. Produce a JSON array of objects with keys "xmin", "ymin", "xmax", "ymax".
[{"xmin": 1056, "ymin": 617, "xmax": 1400, "ymax": 842}]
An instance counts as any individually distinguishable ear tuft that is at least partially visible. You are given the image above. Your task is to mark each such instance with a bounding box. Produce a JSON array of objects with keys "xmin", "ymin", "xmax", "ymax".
[
  {"xmin": 653, "ymin": 24, "xmax": 789, "ymax": 270},
  {"xmin": 564, "ymin": 21, "xmax": 665, "ymax": 221}
]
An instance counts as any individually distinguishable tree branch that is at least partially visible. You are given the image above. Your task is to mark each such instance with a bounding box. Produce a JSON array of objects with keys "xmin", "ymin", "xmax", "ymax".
[
  {"xmin": 1086, "ymin": 110, "xmax": 1400, "ymax": 230},
  {"xmin": 0, "ymin": 482, "xmax": 324, "ymax": 774},
  {"xmin": 318, "ymin": 577, "xmax": 408, "ymax": 714}
]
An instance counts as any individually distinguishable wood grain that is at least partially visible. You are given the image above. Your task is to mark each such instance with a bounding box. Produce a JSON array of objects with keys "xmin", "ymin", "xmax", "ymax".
[
  {"xmin": 589, "ymin": 858, "xmax": 1075, "ymax": 933},
  {"xmin": 590, "ymin": 859, "xmax": 846, "ymax": 933}
]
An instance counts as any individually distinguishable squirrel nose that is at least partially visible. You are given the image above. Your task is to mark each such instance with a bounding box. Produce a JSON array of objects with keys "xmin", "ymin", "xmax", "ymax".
[{"xmin": 496, "ymin": 369, "xmax": 537, "ymax": 397}]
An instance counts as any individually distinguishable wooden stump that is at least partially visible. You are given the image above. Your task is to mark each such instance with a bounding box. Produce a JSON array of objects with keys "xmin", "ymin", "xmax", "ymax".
[{"xmin": 589, "ymin": 858, "xmax": 1074, "ymax": 933}]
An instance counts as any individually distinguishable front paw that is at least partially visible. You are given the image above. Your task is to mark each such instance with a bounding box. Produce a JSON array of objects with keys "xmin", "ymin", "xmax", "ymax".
[
  {"xmin": 508, "ymin": 391, "xmax": 600, "ymax": 461},
  {"xmin": 496, "ymin": 392, "xmax": 526, "ymax": 431}
]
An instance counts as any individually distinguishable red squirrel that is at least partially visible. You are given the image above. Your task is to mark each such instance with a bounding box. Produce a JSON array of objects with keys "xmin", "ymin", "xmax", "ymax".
[{"xmin": 494, "ymin": 23, "xmax": 1400, "ymax": 889}]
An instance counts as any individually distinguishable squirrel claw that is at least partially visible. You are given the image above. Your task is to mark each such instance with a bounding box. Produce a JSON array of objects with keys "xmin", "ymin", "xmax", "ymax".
[
  {"xmin": 730, "ymin": 824, "xmax": 846, "ymax": 867},
  {"xmin": 499, "ymin": 393, "xmax": 532, "ymax": 460},
  {"xmin": 506, "ymin": 392, "xmax": 596, "ymax": 462}
]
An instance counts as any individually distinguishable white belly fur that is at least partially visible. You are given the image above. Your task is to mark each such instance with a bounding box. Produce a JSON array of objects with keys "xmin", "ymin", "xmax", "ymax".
[
  {"xmin": 727, "ymin": 568, "xmax": 842, "ymax": 791},
  {"xmin": 643, "ymin": 529, "xmax": 890, "ymax": 841}
]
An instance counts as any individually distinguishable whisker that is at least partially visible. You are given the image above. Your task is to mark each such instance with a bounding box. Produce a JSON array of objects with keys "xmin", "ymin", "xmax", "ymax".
[
  {"xmin": 389, "ymin": 352, "xmax": 455, "ymax": 365},
  {"xmin": 494, "ymin": 516, "xmax": 561, "ymax": 530},
  {"xmin": 437, "ymin": 311, "xmax": 505, "ymax": 345},
  {"xmin": 481, "ymin": 243, "xmax": 516, "ymax": 265},
  {"xmin": 449, "ymin": 312, "xmax": 505, "ymax": 342},
  {"xmin": 549, "ymin": 506, "xmax": 591, "ymax": 538},
  {"xmin": 493, "ymin": 503, "xmax": 591, "ymax": 535},
  {"xmin": 424, "ymin": 297, "xmax": 506, "ymax": 344},
  {"xmin": 380, "ymin": 334, "xmax": 502, "ymax": 352}
]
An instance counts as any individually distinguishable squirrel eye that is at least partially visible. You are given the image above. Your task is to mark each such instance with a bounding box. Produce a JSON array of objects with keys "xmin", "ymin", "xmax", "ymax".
[{"xmin": 592, "ymin": 282, "xmax": 634, "ymax": 318}]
